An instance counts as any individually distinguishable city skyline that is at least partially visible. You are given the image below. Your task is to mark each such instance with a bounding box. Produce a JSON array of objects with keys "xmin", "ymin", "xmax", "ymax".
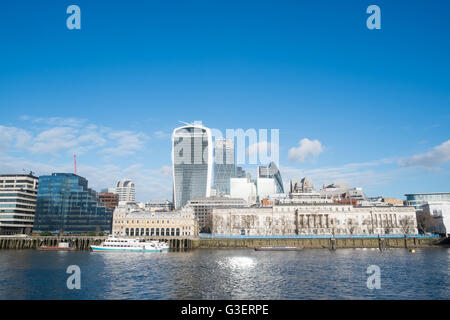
[{"xmin": 0, "ymin": 1, "xmax": 449, "ymax": 201}]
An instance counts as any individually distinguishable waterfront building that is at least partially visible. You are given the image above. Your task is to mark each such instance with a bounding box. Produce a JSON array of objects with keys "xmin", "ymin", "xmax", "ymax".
[
  {"xmin": 145, "ymin": 200, "xmax": 173, "ymax": 212},
  {"xmin": 318, "ymin": 183, "xmax": 349, "ymax": 200},
  {"xmin": 33, "ymin": 173, "xmax": 113, "ymax": 234},
  {"xmin": 211, "ymin": 204, "xmax": 418, "ymax": 236},
  {"xmin": 230, "ymin": 176, "xmax": 258, "ymax": 206},
  {"xmin": 405, "ymin": 192, "xmax": 450, "ymax": 210},
  {"xmin": 256, "ymin": 162, "xmax": 284, "ymax": 199},
  {"xmin": 185, "ymin": 196, "xmax": 247, "ymax": 230},
  {"xmin": 99, "ymin": 192, "xmax": 119, "ymax": 209},
  {"xmin": 421, "ymin": 201, "xmax": 450, "ymax": 236},
  {"xmin": 0, "ymin": 174, "xmax": 39, "ymax": 235},
  {"xmin": 172, "ymin": 122, "xmax": 213, "ymax": 209},
  {"xmin": 214, "ymin": 137, "xmax": 236, "ymax": 195},
  {"xmin": 236, "ymin": 166, "xmax": 246, "ymax": 178},
  {"xmin": 115, "ymin": 179, "xmax": 135, "ymax": 202},
  {"xmin": 290, "ymin": 177, "xmax": 314, "ymax": 193},
  {"xmin": 112, "ymin": 203, "xmax": 198, "ymax": 237}
]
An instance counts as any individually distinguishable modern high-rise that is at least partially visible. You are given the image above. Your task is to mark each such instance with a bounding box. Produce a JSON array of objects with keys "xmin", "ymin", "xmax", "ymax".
[
  {"xmin": 115, "ymin": 179, "xmax": 135, "ymax": 202},
  {"xmin": 172, "ymin": 122, "xmax": 213, "ymax": 209},
  {"xmin": 214, "ymin": 137, "xmax": 236, "ymax": 195},
  {"xmin": 33, "ymin": 173, "xmax": 113, "ymax": 234},
  {"xmin": 230, "ymin": 175, "xmax": 258, "ymax": 206},
  {"xmin": 257, "ymin": 162, "xmax": 284, "ymax": 199},
  {"xmin": 0, "ymin": 174, "xmax": 39, "ymax": 235},
  {"xmin": 405, "ymin": 192, "xmax": 450, "ymax": 210}
]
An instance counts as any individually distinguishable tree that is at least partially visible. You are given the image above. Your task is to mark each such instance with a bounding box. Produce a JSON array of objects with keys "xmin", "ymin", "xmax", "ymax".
[
  {"xmin": 347, "ymin": 218, "xmax": 359, "ymax": 235},
  {"xmin": 202, "ymin": 214, "xmax": 213, "ymax": 234},
  {"xmin": 399, "ymin": 216, "xmax": 413, "ymax": 235},
  {"xmin": 416, "ymin": 212, "xmax": 434, "ymax": 234}
]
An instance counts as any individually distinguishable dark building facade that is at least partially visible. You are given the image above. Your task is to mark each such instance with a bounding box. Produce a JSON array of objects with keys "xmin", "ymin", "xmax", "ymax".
[{"xmin": 33, "ymin": 173, "xmax": 113, "ymax": 234}]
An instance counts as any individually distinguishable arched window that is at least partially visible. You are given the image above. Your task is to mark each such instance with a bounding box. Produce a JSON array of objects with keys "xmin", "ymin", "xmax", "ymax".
[
  {"xmin": 146, "ymin": 228, "xmax": 149, "ymax": 236},
  {"xmin": 130, "ymin": 228, "xmax": 135, "ymax": 236},
  {"xmin": 136, "ymin": 228, "xmax": 140, "ymax": 236},
  {"xmin": 141, "ymin": 228, "xmax": 144, "ymax": 236},
  {"xmin": 125, "ymin": 228, "xmax": 129, "ymax": 236},
  {"xmin": 151, "ymin": 228, "xmax": 154, "ymax": 236},
  {"xmin": 156, "ymin": 228, "xmax": 160, "ymax": 236},
  {"xmin": 176, "ymin": 228, "xmax": 180, "ymax": 236},
  {"xmin": 166, "ymin": 228, "xmax": 170, "ymax": 236}
]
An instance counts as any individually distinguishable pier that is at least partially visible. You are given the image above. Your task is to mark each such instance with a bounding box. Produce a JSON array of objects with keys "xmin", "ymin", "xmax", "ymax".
[
  {"xmin": 0, "ymin": 236, "xmax": 197, "ymax": 251},
  {"xmin": 0, "ymin": 235, "xmax": 443, "ymax": 251}
]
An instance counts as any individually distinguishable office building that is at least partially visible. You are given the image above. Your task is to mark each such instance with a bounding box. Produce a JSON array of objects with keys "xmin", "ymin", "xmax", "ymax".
[
  {"xmin": 99, "ymin": 192, "xmax": 119, "ymax": 209},
  {"xmin": 230, "ymin": 176, "xmax": 258, "ymax": 206},
  {"xmin": 290, "ymin": 177, "xmax": 314, "ymax": 193},
  {"xmin": 257, "ymin": 162, "xmax": 284, "ymax": 199},
  {"xmin": 172, "ymin": 122, "xmax": 213, "ymax": 209},
  {"xmin": 214, "ymin": 137, "xmax": 236, "ymax": 195},
  {"xmin": 421, "ymin": 201, "xmax": 450, "ymax": 236},
  {"xmin": 186, "ymin": 196, "xmax": 247, "ymax": 230},
  {"xmin": 405, "ymin": 192, "xmax": 450, "ymax": 210},
  {"xmin": 33, "ymin": 173, "xmax": 113, "ymax": 234},
  {"xmin": 145, "ymin": 200, "xmax": 173, "ymax": 212},
  {"xmin": 0, "ymin": 174, "xmax": 39, "ymax": 235},
  {"xmin": 115, "ymin": 179, "xmax": 135, "ymax": 202}
]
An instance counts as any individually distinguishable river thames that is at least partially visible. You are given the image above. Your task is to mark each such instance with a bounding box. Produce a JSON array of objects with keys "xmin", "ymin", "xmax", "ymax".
[{"xmin": 0, "ymin": 248, "xmax": 448, "ymax": 300}]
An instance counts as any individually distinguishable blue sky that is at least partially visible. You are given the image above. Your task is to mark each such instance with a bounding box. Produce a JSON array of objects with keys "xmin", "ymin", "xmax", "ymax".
[{"xmin": 0, "ymin": 0, "xmax": 449, "ymax": 201}]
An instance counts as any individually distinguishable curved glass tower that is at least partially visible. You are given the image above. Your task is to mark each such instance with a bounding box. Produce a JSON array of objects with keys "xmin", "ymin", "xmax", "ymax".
[{"xmin": 172, "ymin": 123, "xmax": 213, "ymax": 209}]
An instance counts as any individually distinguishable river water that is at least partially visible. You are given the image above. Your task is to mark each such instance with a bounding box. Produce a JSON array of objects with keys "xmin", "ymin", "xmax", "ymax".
[{"xmin": 0, "ymin": 248, "xmax": 448, "ymax": 299}]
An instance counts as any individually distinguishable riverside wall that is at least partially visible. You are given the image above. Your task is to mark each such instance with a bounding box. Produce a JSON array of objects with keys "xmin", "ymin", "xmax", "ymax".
[
  {"xmin": 192, "ymin": 237, "xmax": 443, "ymax": 250},
  {"xmin": 0, "ymin": 236, "xmax": 444, "ymax": 250},
  {"xmin": 0, "ymin": 236, "xmax": 195, "ymax": 250}
]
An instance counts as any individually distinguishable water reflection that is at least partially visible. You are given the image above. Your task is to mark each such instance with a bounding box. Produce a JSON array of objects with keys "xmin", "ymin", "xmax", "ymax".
[{"xmin": 0, "ymin": 248, "xmax": 448, "ymax": 299}]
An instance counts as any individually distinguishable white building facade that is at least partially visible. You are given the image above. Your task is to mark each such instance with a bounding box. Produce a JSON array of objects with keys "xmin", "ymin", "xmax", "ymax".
[
  {"xmin": 230, "ymin": 177, "xmax": 258, "ymax": 206},
  {"xmin": 211, "ymin": 204, "xmax": 418, "ymax": 236},
  {"xmin": 0, "ymin": 174, "xmax": 39, "ymax": 235},
  {"xmin": 115, "ymin": 179, "xmax": 135, "ymax": 202}
]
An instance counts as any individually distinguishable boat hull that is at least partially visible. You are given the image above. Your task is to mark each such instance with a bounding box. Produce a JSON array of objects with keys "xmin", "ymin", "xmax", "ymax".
[{"xmin": 90, "ymin": 245, "xmax": 169, "ymax": 252}]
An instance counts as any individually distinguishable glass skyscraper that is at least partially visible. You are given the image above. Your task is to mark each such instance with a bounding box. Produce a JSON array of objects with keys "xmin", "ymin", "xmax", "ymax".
[
  {"xmin": 172, "ymin": 123, "xmax": 213, "ymax": 209},
  {"xmin": 214, "ymin": 137, "xmax": 236, "ymax": 195},
  {"xmin": 33, "ymin": 173, "xmax": 113, "ymax": 234}
]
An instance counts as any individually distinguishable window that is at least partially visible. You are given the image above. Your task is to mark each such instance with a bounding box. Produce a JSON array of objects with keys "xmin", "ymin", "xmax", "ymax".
[
  {"xmin": 156, "ymin": 228, "xmax": 160, "ymax": 236},
  {"xmin": 176, "ymin": 228, "xmax": 180, "ymax": 236},
  {"xmin": 171, "ymin": 228, "xmax": 175, "ymax": 236},
  {"xmin": 161, "ymin": 228, "xmax": 165, "ymax": 236},
  {"xmin": 146, "ymin": 228, "xmax": 149, "ymax": 236},
  {"xmin": 130, "ymin": 229, "xmax": 134, "ymax": 236}
]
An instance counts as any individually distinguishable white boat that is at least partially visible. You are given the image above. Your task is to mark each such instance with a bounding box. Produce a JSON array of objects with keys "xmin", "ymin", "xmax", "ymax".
[{"xmin": 90, "ymin": 236, "xmax": 170, "ymax": 252}]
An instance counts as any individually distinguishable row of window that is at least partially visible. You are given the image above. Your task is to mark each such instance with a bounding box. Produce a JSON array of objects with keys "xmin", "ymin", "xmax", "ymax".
[{"xmin": 125, "ymin": 227, "xmax": 191, "ymax": 236}]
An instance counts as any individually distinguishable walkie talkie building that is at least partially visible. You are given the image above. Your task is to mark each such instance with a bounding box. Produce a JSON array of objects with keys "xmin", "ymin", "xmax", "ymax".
[{"xmin": 172, "ymin": 123, "xmax": 213, "ymax": 209}]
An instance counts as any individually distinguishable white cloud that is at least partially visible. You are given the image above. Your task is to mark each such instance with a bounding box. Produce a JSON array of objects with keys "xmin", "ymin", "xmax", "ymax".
[
  {"xmin": 399, "ymin": 140, "xmax": 450, "ymax": 168},
  {"xmin": 1, "ymin": 118, "xmax": 147, "ymax": 157},
  {"xmin": 102, "ymin": 131, "xmax": 148, "ymax": 156},
  {"xmin": 154, "ymin": 130, "xmax": 171, "ymax": 140},
  {"xmin": 288, "ymin": 138, "xmax": 323, "ymax": 162}
]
